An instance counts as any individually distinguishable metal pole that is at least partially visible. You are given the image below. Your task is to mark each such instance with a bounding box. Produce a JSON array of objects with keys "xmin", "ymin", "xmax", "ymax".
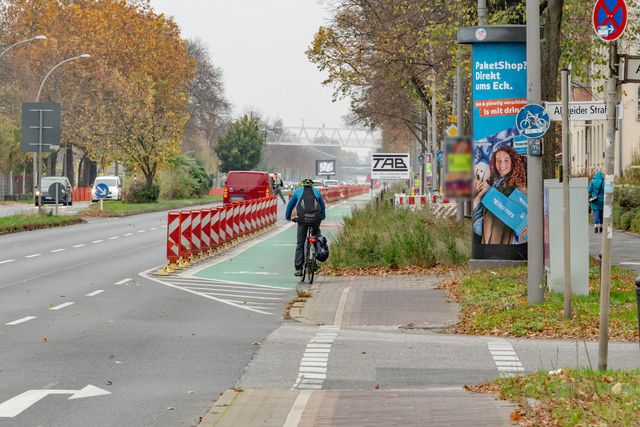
[
  {"xmin": 478, "ymin": 0, "xmax": 487, "ymax": 25},
  {"xmin": 526, "ymin": 0, "xmax": 544, "ymax": 304},
  {"xmin": 561, "ymin": 69, "xmax": 572, "ymax": 319},
  {"xmin": 598, "ymin": 42, "xmax": 619, "ymax": 372},
  {"xmin": 456, "ymin": 49, "xmax": 464, "ymax": 222},
  {"xmin": 37, "ymin": 110, "xmax": 43, "ymax": 209}
]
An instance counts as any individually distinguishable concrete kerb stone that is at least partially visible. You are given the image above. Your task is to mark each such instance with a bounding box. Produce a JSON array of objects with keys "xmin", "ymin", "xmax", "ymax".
[{"xmin": 199, "ymin": 389, "xmax": 239, "ymax": 426}]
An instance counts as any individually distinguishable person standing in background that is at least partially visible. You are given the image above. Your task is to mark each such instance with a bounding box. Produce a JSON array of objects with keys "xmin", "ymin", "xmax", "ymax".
[{"xmin": 588, "ymin": 171, "xmax": 605, "ymax": 233}]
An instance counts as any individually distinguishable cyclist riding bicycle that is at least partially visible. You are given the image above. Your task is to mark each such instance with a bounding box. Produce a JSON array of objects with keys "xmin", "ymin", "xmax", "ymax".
[{"xmin": 285, "ymin": 178, "xmax": 326, "ymax": 277}]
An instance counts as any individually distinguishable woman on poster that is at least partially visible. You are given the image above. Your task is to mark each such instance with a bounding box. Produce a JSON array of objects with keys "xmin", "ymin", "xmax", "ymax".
[{"xmin": 472, "ymin": 145, "xmax": 527, "ymax": 244}]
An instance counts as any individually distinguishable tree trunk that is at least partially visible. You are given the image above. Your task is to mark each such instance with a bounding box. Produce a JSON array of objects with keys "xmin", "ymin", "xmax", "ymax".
[
  {"xmin": 64, "ymin": 144, "xmax": 75, "ymax": 186},
  {"xmin": 541, "ymin": 0, "xmax": 564, "ymax": 179},
  {"xmin": 47, "ymin": 152, "xmax": 57, "ymax": 176},
  {"xmin": 78, "ymin": 155, "xmax": 96, "ymax": 187}
]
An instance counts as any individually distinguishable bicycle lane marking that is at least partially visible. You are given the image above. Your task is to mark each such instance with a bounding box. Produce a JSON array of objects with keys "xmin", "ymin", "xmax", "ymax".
[{"xmin": 189, "ymin": 195, "xmax": 369, "ymax": 289}]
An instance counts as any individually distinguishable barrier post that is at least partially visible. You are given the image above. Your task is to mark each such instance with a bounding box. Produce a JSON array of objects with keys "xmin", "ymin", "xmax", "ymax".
[
  {"xmin": 191, "ymin": 210, "xmax": 202, "ymax": 262},
  {"xmin": 239, "ymin": 202, "xmax": 247, "ymax": 240},
  {"xmin": 154, "ymin": 211, "xmax": 181, "ymax": 275},
  {"xmin": 177, "ymin": 210, "xmax": 192, "ymax": 268},
  {"xmin": 201, "ymin": 208, "xmax": 211, "ymax": 257},
  {"xmin": 232, "ymin": 202, "xmax": 241, "ymax": 244},
  {"xmin": 224, "ymin": 204, "xmax": 234, "ymax": 245},
  {"xmin": 211, "ymin": 207, "xmax": 221, "ymax": 253}
]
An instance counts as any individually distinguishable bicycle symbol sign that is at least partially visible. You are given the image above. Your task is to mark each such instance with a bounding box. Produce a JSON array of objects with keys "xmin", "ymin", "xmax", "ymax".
[
  {"xmin": 592, "ymin": 0, "xmax": 627, "ymax": 42},
  {"xmin": 516, "ymin": 104, "xmax": 550, "ymax": 139}
]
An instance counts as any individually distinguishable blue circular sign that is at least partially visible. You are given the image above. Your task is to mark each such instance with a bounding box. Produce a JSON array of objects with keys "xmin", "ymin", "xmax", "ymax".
[
  {"xmin": 95, "ymin": 183, "xmax": 110, "ymax": 199},
  {"xmin": 516, "ymin": 104, "xmax": 550, "ymax": 139}
]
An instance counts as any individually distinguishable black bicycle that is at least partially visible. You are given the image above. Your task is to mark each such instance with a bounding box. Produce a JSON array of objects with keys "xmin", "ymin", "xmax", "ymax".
[{"xmin": 302, "ymin": 226, "xmax": 318, "ymax": 284}]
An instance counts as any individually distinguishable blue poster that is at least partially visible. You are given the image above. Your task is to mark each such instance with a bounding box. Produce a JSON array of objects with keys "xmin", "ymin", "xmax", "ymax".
[{"xmin": 471, "ymin": 42, "xmax": 529, "ymax": 256}]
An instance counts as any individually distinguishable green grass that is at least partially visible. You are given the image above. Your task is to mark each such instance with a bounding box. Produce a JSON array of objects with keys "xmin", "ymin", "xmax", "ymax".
[
  {"xmin": 326, "ymin": 202, "xmax": 470, "ymax": 271},
  {"xmin": 444, "ymin": 263, "xmax": 638, "ymax": 340},
  {"xmin": 0, "ymin": 212, "xmax": 83, "ymax": 234},
  {"xmin": 494, "ymin": 368, "xmax": 640, "ymax": 426},
  {"xmin": 81, "ymin": 195, "xmax": 222, "ymax": 217}
]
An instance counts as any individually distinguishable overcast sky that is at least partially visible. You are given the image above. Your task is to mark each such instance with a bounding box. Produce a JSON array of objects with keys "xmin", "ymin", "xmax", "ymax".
[{"xmin": 151, "ymin": 0, "xmax": 351, "ymax": 129}]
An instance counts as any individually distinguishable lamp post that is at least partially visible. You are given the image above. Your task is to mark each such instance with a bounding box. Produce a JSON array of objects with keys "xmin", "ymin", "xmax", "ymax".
[
  {"xmin": 34, "ymin": 54, "xmax": 91, "ymax": 207},
  {"xmin": 0, "ymin": 35, "xmax": 47, "ymax": 60}
]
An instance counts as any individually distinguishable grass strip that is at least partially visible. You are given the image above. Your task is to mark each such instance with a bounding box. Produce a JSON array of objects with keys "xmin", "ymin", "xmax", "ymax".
[
  {"xmin": 471, "ymin": 368, "xmax": 640, "ymax": 426},
  {"xmin": 440, "ymin": 263, "xmax": 639, "ymax": 340},
  {"xmin": 0, "ymin": 213, "xmax": 83, "ymax": 234},
  {"xmin": 325, "ymin": 202, "xmax": 470, "ymax": 273},
  {"xmin": 81, "ymin": 195, "xmax": 222, "ymax": 217}
]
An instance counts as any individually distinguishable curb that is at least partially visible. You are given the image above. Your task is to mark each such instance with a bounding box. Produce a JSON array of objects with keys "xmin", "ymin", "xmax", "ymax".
[{"xmin": 198, "ymin": 389, "xmax": 239, "ymax": 426}]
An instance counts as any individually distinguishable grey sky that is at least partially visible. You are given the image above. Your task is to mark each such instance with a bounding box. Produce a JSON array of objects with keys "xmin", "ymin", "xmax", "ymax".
[{"xmin": 151, "ymin": 0, "xmax": 351, "ymax": 129}]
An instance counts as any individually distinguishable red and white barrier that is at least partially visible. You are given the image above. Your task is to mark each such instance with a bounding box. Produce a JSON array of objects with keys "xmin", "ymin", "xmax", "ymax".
[{"xmin": 394, "ymin": 194, "xmax": 427, "ymax": 210}]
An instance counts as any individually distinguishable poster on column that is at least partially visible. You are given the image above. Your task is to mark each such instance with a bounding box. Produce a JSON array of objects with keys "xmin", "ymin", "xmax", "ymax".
[{"xmin": 471, "ymin": 42, "xmax": 529, "ymax": 260}]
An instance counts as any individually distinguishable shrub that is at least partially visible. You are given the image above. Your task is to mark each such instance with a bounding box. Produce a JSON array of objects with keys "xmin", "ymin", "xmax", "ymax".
[
  {"xmin": 159, "ymin": 155, "xmax": 212, "ymax": 199},
  {"xmin": 125, "ymin": 184, "xmax": 160, "ymax": 203}
]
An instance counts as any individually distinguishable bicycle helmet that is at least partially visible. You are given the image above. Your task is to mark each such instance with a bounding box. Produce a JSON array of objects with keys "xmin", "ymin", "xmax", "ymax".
[{"xmin": 300, "ymin": 178, "xmax": 314, "ymax": 187}]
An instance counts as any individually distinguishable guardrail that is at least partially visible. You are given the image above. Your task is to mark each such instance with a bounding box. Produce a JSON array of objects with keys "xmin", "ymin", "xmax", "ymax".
[
  {"xmin": 155, "ymin": 196, "xmax": 278, "ymax": 276},
  {"xmin": 320, "ymin": 184, "xmax": 369, "ymax": 203}
]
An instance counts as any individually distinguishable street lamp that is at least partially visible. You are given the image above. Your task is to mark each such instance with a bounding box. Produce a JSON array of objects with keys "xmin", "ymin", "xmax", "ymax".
[
  {"xmin": 34, "ymin": 54, "xmax": 91, "ymax": 207},
  {"xmin": 0, "ymin": 35, "xmax": 47, "ymax": 61}
]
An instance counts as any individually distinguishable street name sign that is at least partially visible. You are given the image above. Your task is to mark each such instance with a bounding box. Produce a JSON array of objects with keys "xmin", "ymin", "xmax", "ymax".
[
  {"xmin": 21, "ymin": 102, "xmax": 61, "ymax": 152},
  {"xmin": 516, "ymin": 104, "xmax": 550, "ymax": 139},
  {"xmin": 545, "ymin": 101, "xmax": 610, "ymax": 121},
  {"xmin": 371, "ymin": 153, "xmax": 410, "ymax": 180},
  {"xmin": 592, "ymin": 0, "xmax": 627, "ymax": 42}
]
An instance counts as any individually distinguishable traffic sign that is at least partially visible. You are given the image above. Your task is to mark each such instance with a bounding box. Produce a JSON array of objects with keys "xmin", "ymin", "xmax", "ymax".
[
  {"xmin": 445, "ymin": 125, "xmax": 458, "ymax": 137},
  {"xmin": 623, "ymin": 55, "xmax": 640, "ymax": 83},
  {"xmin": 20, "ymin": 102, "xmax": 61, "ymax": 152},
  {"xmin": 95, "ymin": 183, "xmax": 109, "ymax": 199},
  {"xmin": 592, "ymin": 0, "xmax": 627, "ymax": 42},
  {"xmin": 448, "ymin": 115, "xmax": 458, "ymax": 124},
  {"xmin": 371, "ymin": 153, "xmax": 410, "ymax": 180},
  {"xmin": 418, "ymin": 154, "xmax": 424, "ymax": 165},
  {"xmin": 516, "ymin": 104, "xmax": 550, "ymax": 139}
]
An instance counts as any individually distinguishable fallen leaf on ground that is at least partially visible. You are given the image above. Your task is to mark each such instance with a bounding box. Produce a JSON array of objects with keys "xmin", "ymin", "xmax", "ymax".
[
  {"xmin": 106, "ymin": 380, "xmax": 113, "ymax": 385},
  {"xmin": 187, "ymin": 390, "xmax": 196, "ymax": 394},
  {"xmin": 252, "ymin": 342, "xmax": 261, "ymax": 347},
  {"xmin": 611, "ymin": 383, "xmax": 623, "ymax": 395},
  {"xmin": 42, "ymin": 336, "xmax": 48, "ymax": 343},
  {"xmin": 510, "ymin": 411, "xmax": 522, "ymax": 421},
  {"xmin": 232, "ymin": 387, "xmax": 244, "ymax": 392},
  {"xmin": 167, "ymin": 406, "xmax": 175, "ymax": 411},
  {"xmin": 373, "ymin": 384, "xmax": 380, "ymax": 390}
]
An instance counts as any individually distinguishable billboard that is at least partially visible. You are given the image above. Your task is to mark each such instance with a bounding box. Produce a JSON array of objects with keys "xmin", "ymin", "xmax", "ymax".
[
  {"xmin": 316, "ymin": 160, "xmax": 336, "ymax": 176},
  {"xmin": 371, "ymin": 153, "xmax": 410, "ymax": 180},
  {"xmin": 444, "ymin": 136, "xmax": 473, "ymax": 199},
  {"xmin": 471, "ymin": 42, "xmax": 528, "ymax": 260}
]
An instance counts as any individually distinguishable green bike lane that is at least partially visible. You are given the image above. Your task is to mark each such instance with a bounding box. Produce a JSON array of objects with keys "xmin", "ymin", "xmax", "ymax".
[{"xmin": 191, "ymin": 194, "xmax": 369, "ymax": 289}]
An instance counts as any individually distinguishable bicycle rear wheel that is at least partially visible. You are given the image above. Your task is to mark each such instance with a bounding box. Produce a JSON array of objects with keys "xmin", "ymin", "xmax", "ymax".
[
  {"xmin": 301, "ymin": 239, "xmax": 310, "ymax": 282},
  {"xmin": 308, "ymin": 247, "xmax": 316, "ymax": 284}
]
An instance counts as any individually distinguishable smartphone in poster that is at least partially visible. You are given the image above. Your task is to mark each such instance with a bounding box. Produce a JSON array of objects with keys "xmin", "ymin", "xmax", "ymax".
[{"xmin": 470, "ymin": 42, "xmax": 529, "ymax": 260}]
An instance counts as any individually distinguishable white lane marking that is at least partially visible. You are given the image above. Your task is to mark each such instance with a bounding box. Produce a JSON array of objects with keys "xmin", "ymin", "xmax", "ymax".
[
  {"xmin": 333, "ymin": 286, "xmax": 351, "ymax": 327},
  {"xmin": 124, "ymin": 233, "xmax": 133, "ymax": 237},
  {"xmin": 620, "ymin": 262, "xmax": 640, "ymax": 266},
  {"xmin": 136, "ymin": 230, "xmax": 146, "ymax": 233},
  {"xmin": 161, "ymin": 225, "xmax": 167, "ymax": 228},
  {"xmin": 85, "ymin": 290, "xmax": 105, "ymax": 297},
  {"xmin": 488, "ymin": 340, "xmax": 524, "ymax": 377},
  {"xmin": 49, "ymin": 302, "xmax": 75, "ymax": 311},
  {"xmin": 24, "ymin": 254, "xmax": 41, "ymax": 259},
  {"xmin": 199, "ymin": 292, "xmax": 282, "ymax": 300},
  {"xmin": 282, "ymin": 389, "xmax": 313, "ymax": 427},
  {"xmin": 91, "ymin": 240, "xmax": 104, "ymax": 244},
  {"xmin": 300, "ymin": 362, "xmax": 327, "ymax": 367},
  {"xmin": 6, "ymin": 316, "xmax": 37, "ymax": 326},
  {"xmin": 273, "ymin": 243, "xmax": 296, "ymax": 247},
  {"xmin": 72, "ymin": 244, "xmax": 86, "ymax": 248},
  {"xmin": 168, "ymin": 278, "xmax": 285, "ymax": 290},
  {"xmin": 221, "ymin": 271, "xmax": 279, "ymax": 276},
  {"xmin": 301, "ymin": 358, "xmax": 329, "ymax": 363},
  {"xmin": 0, "ymin": 259, "xmax": 15, "ymax": 265},
  {"xmin": 306, "ymin": 343, "xmax": 331, "ymax": 348},
  {"xmin": 181, "ymin": 285, "xmax": 285, "ymax": 295},
  {"xmin": 50, "ymin": 249, "xmax": 65, "ymax": 253},
  {"xmin": 115, "ymin": 278, "xmax": 131, "ymax": 285},
  {"xmin": 293, "ymin": 327, "xmax": 339, "ymax": 390},
  {"xmin": 149, "ymin": 227, "xmax": 158, "ymax": 231},
  {"xmin": 108, "ymin": 236, "xmax": 119, "ymax": 240},
  {"xmin": 0, "ymin": 385, "xmax": 111, "ymax": 418}
]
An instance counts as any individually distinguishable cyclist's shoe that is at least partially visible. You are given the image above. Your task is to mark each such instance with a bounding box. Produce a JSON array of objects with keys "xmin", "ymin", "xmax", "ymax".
[{"xmin": 294, "ymin": 269, "xmax": 303, "ymax": 277}]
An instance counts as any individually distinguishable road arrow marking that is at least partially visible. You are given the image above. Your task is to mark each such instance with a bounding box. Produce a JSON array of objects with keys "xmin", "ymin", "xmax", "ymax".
[{"xmin": 0, "ymin": 385, "xmax": 111, "ymax": 417}]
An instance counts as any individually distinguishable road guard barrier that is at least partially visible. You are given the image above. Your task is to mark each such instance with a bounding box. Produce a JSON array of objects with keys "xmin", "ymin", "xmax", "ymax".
[
  {"xmin": 393, "ymin": 194, "xmax": 427, "ymax": 210},
  {"xmin": 156, "ymin": 196, "xmax": 278, "ymax": 275}
]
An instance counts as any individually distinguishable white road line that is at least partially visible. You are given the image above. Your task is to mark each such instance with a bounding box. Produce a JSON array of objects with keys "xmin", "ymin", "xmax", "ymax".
[
  {"xmin": 115, "ymin": 278, "xmax": 131, "ymax": 285},
  {"xmin": 298, "ymin": 366, "xmax": 326, "ymax": 373},
  {"xmin": 487, "ymin": 340, "xmax": 524, "ymax": 377},
  {"xmin": 72, "ymin": 244, "xmax": 86, "ymax": 248},
  {"xmin": 161, "ymin": 225, "xmax": 167, "ymax": 228},
  {"xmin": 149, "ymin": 227, "xmax": 158, "ymax": 230},
  {"xmin": 301, "ymin": 358, "xmax": 328, "ymax": 363},
  {"xmin": 300, "ymin": 362, "xmax": 327, "ymax": 367},
  {"xmin": 85, "ymin": 290, "xmax": 105, "ymax": 297},
  {"xmin": 124, "ymin": 233, "xmax": 133, "ymax": 236},
  {"xmin": 306, "ymin": 343, "xmax": 331, "ymax": 348},
  {"xmin": 108, "ymin": 236, "xmax": 119, "ymax": 240},
  {"xmin": 183, "ymin": 286, "xmax": 284, "ymax": 295},
  {"xmin": 304, "ymin": 349, "xmax": 331, "ymax": 354},
  {"xmin": 50, "ymin": 249, "xmax": 65, "ymax": 253},
  {"xmin": 49, "ymin": 302, "xmax": 75, "ymax": 311},
  {"xmin": 168, "ymin": 279, "xmax": 287, "ymax": 292},
  {"xmin": 0, "ymin": 259, "xmax": 15, "ymax": 265},
  {"xmin": 282, "ymin": 389, "xmax": 313, "ymax": 427},
  {"xmin": 6, "ymin": 316, "xmax": 37, "ymax": 326},
  {"xmin": 620, "ymin": 261, "xmax": 640, "ymax": 266},
  {"xmin": 25, "ymin": 254, "xmax": 41, "ymax": 258},
  {"xmin": 91, "ymin": 240, "xmax": 104, "ymax": 244},
  {"xmin": 136, "ymin": 230, "xmax": 146, "ymax": 233},
  {"xmin": 199, "ymin": 291, "xmax": 282, "ymax": 300},
  {"xmin": 333, "ymin": 286, "xmax": 351, "ymax": 327}
]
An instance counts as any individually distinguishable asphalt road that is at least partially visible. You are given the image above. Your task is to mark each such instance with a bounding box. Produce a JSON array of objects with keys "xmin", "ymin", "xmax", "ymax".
[{"xmin": 0, "ymin": 203, "xmax": 289, "ymax": 426}]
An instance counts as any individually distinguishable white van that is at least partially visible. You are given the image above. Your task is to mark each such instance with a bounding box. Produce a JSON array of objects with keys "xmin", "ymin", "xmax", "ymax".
[{"xmin": 92, "ymin": 176, "xmax": 122, "ymax": 202}]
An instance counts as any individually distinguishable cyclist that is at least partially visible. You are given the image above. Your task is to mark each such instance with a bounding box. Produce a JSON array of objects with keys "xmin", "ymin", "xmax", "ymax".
[{"xmin": 285, "ymin": 178, "xmax": 326, "ymax": 277}]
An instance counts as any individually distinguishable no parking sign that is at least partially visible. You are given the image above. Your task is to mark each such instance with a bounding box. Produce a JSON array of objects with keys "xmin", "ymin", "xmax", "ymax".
[{"xmin": 593, "ymin": 0, "xmax": 627, "ymax": 42}]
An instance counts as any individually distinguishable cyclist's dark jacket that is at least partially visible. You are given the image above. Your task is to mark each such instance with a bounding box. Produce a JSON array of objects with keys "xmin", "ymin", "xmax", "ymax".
[{"xmin": 285, "ymin": 187, "xmax": 326, "ymax": 221}]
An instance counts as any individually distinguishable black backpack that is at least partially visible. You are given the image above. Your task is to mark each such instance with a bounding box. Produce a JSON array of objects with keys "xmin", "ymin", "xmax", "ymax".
[
  {"xmin": 315, "ymin": 234, "xmax": 329, "ymax": 262},
  {"xmin": 296, "ymin": 187, "xmax": 321, "ymax": 223}
]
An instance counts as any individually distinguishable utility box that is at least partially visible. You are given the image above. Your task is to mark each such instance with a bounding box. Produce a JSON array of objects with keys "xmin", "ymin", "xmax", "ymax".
[{"xmin": 543, "ymin": 177, "xmax": 589, "ymax": 296}]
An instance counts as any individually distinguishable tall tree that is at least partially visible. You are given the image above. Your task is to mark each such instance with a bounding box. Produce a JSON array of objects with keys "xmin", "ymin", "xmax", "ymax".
[{"xmin": 215, "ymin": 115, "xmax": 264, "ymax": 173}]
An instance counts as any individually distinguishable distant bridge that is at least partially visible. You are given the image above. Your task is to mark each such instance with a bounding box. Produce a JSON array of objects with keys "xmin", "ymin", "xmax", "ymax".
[{"xmin": 264, "ymin": 126, "xmax": 381, "ymax": 149}]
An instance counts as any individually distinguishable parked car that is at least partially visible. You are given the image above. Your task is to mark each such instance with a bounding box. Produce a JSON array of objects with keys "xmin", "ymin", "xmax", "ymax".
[
  {"xmin": 313, "ymin": 180, "xmax": 325, "ymax": 189},
  {"xmin": 323, "ymin": 179, "xmax": 340, "ymax": 188},
  {"xmin": 35, "ymin": 176, "xmax": 73, "ymax": 206},
  {"xmin": 223, "ymin": 171, "xmax": 272, "ymax": 204},
  {"xmin": 91, "ymin": 176, "xmax": 122, "ymax": 202}
]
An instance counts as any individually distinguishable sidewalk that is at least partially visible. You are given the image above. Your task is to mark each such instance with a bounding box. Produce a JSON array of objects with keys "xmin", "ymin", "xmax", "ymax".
[{"xmin": 589, "ymin": 229, "xmax": 640, "ymax": 274}]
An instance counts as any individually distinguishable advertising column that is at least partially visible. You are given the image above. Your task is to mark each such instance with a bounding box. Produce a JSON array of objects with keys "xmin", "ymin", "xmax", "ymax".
[{"xmin": 459, "ymin": 26, "xmax": 529, "ymax": 261}]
